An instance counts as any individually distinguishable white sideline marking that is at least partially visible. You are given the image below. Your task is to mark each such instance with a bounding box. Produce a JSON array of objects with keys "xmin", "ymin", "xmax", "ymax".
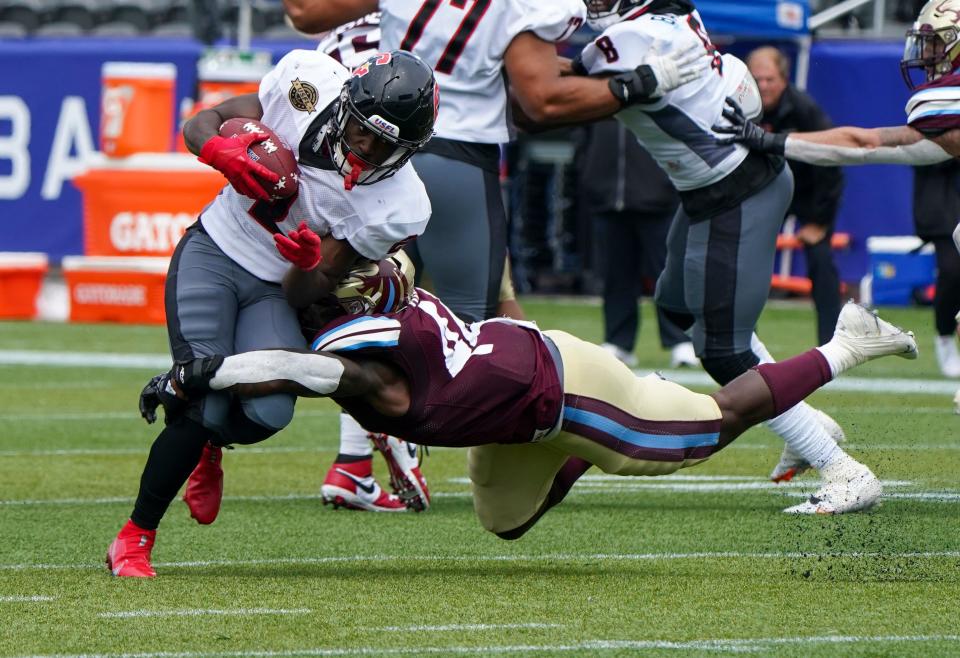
[
  {"xmin": 378, "ymin": 623, "xmax": 562, "ymax": 632},
  {"xmin": 4, "ymin": 550, "xmax": 960, "ymax": 573},
  {"xmin": 99, "ymin": 608, "xmax": 310, "ymax": 619},
  {"xmin": 7, "ymin": 634, "xmax": 960, "ymax": 657},
  {"xmin": 0, "ymin": 350, "xmax": 957, "ymax": 395},
  {"xmin": 0, "ymin": 595, "xmax": 55, "ymax": 602}
]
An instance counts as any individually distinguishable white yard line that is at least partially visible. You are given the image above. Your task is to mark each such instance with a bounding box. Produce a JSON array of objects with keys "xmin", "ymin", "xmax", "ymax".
[
  {"xmin": 0, "ymin": 595, "xmax": 55, "ymax": 602},
  {"xmin": 1, "ymin": 350, "xmax": 957, "ymax": 395},
  {"xmin": 0, "ymin": 446, "xmax": 327, "ymax": 457},
  {"xmin": 98, "ymin": 608, "xmax": 310, "ymax": 619},
  {"xmin": 4, "ymin": 550, "xmax": 960, "ymax": 573},
  {"xmin": 8, "ymin": 634, "xmax": 960, "ymax": 658},
  {"xmin": 377, "ymin": 623, "xmax": 563, "ymax": 632}
]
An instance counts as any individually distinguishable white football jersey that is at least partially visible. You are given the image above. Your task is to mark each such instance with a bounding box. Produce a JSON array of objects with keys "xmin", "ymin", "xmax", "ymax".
[
  {"xmin": 579, "ymin": 11, "xmax": 750, "ymax": 191},
  {"xmin": 317, "ymin": 12, "xmax": 382, "ymax": 70},
  {"xmin": 378, "ymin": 0, "xmax": 585, "ymax": 144},
  {"xmin": 200, "ymin": 49, "xmax": 431, "ymax": 283}
]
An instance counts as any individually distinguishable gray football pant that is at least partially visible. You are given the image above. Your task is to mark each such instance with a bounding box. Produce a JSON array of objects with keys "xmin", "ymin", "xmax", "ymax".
[
  {"xmin": 166, "ymin": 227, "xmax": 305, "ymax": 439},
  {"xmin": 407, "ymin": 152, "xmax": 506, "ymax": 322},
  {"xmin": 655, "ymin": 167, "xmax": 794, "ymax": 358}
]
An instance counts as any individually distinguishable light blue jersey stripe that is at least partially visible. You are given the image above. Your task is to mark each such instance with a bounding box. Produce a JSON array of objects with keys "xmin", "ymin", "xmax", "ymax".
[
  {"xmin": 330, "ymin": 339, "xmax": 399, "ymax": 352},
  {"xmin": 311, "ymin": 316, "xmax": 396, "ymax": 351},
  {"xmin": 563, "ymin": 407, "xmax": 719, "ymax": 449}
]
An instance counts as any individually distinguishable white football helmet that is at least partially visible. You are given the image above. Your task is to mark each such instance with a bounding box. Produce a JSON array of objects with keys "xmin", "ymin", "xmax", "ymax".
[
  {"xmin": 901, "ymin": 0, "xmax": 960, "ymax": 88},
  {"xmin": 584, "ymin": 0, "xmax": 656, "ymax": 30},
  {"xmin": 334, "ymin": 250, "xmax": 416, "ymax": 316}
]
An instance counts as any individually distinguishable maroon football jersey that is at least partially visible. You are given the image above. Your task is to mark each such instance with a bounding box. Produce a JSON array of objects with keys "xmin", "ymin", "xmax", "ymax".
[
  {"xmin": 309, "ymin": 291, "xmax": 563, "ymax": 447},
  {"xmin": 907, "ymin": 72, "xmax": 960, "ymax": 134}
]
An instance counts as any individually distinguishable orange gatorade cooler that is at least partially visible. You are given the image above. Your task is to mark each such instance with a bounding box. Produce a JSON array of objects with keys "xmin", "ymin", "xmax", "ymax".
[
  {"xmin": 176, "ymin": 49, "xmax": 271, "ymax": 152},
  {"xmin": 0, "ymin": 252, "xmax": 48, "ymax": 319},
  {"xmin": 63, "ymin": 256, "xmax": 169, "ymax": 325},
  {"xmin": 101, "ymin": 62, "xmax": 177, "ymax": 157}
]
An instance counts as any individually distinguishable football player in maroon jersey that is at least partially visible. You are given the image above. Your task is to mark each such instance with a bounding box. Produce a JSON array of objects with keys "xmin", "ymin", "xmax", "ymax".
[{"xmin": 132, "ymin": 250, "xmax": 917, "ymax": 577}]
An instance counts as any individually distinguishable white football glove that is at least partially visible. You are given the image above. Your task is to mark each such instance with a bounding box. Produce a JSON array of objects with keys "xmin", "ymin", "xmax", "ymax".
[{"xmin": 642, "ymin": 38, "xmax": 711, "ymax": 98}]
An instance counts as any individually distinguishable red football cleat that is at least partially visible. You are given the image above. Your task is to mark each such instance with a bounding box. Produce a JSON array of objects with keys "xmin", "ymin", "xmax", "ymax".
[
  {"xmin": 106, "ymin": 520, "xmax": 157, "ymax": 578},
  {"xmin": 320, "ymin": 457, "xmax": 406, "ymax": 512},
  {"xmin": 183, "ymin": 441, "xmax": 223, "ymax": 525},
  {"xmin": 371, "ymin": 434, "xmax": 431, "ymax": 512}
]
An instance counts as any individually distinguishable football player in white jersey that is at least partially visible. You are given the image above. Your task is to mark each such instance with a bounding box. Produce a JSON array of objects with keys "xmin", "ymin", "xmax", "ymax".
[
  {"xmin": 566, "ymin": 0, "xmax": 888, "ymax": 515},
  {"xmin": 716, "ymin": 0, "xmax": 960, "ymax": 410},
  {"xmin": 106, "ymin": 49, "xmax": 438, "ymax": 577}
]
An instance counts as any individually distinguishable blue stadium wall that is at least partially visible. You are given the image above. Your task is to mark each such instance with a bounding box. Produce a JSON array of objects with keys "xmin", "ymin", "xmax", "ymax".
[{"xmin": 0, "ymin": 37, "xmax": 913, "ymax": 282}]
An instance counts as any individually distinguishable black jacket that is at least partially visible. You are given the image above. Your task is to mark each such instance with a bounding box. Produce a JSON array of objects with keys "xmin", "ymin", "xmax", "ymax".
[
  {"xmin": 760, "ymin": 85, "xmax": 844, "ymax": 227},
  {"xmin": 574, "ymin": 119, "xmax": 678, "ymax": 216}
]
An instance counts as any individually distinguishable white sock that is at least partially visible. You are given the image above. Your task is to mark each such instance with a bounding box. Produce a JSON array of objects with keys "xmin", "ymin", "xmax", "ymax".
[
  {"xmin": 815, "ymin": 342, "xmax": 851, "ymax": 378},
  {"xmin": 752, "ymin": 334, "xmax": 842, "ymax": 469},
  {"xmin": 339, "ymin": 413, "xmax": 373, "ymax": 458}
]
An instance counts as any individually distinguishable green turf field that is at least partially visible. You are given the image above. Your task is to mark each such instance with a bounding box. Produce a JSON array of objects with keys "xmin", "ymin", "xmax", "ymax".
[{"xmin": 1, "ymin": 300, "xmax": 958, "ymax": 657}]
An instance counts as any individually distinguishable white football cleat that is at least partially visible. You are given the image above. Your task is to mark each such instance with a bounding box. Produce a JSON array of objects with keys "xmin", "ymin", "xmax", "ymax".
[
  {"xmin": 600, "ymin": 342, "xmax": 638, "ymax": 368},
  {"xmin": 829, "ymin": 303, "xmax": 918, "ymax": 370},
  {"xmin": 783, "ymin": 455, "xmax": 882, "ymax": 514},
  {"xmin": 935, "ymin": 335, "xmax": 960, "ymax": 378},
  {"xmin": 670, "ymin": 341, "xmax": 700, "ymax": 368},
  {"xmin": 769, "ymin": 409, "xmax": 846, "ymax": 483},
  {"xmin": 371, "ymin": 434, "xmax": 431, "ymax": 512}
]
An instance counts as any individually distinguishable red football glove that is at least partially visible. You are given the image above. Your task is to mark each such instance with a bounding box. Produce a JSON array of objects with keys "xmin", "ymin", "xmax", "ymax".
[
  {"xmin": 198, "ymin": 132, "xmax": 281, "ymax": 201},
  {"xmin": 274, "ymin": 221, "xmax": 322, "ymax": 271}
]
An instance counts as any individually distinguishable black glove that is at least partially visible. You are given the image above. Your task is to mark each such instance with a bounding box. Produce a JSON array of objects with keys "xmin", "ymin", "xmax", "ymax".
[
  {"xmin": 608, "ymin": 64, "xmax": 659, "ymax": 106},
  {"xmin": 138, "ymin": 372, "xmax": 185, "ymax": 425},
  {"xmin": 171, "ymin": 355, "xmax": 225, "ymax": 396},
  {"xmin": 712, "ymin": 96, "xmax": 787, "ymax": 155}
]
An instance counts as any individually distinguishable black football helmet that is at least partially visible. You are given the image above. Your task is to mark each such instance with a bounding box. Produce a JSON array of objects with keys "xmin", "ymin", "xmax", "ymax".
[{"xmin": 328, "ymin": 50, "xmax": 438, "ymax": 187}]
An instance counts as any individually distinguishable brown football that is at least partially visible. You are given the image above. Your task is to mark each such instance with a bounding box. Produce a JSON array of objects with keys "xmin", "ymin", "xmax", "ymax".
[{"xmin": 219, "ymin": 117, "xmax": 300, "ymax": 200}]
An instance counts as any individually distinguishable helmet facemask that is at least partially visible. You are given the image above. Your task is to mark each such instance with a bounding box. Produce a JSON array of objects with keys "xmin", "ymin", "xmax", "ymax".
[
  {"xmin": 327, "ymin": 89, "xmax": 421, "ymax": 189},
  {"xmin": 901, "ymin": 0, "xmax": 960, "ymax": 89}
]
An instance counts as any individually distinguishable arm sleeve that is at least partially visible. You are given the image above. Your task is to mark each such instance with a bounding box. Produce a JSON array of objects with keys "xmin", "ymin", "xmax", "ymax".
[{"xmin": 784, "ymin": 135, "xmax": 952, "ymax": 166}]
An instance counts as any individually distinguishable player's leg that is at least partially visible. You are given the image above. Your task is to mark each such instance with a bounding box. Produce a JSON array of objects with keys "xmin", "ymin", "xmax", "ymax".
[
  {"xmin": 321, "ymin": 414, "xmax": 406, "ymax": 512},
  {"xmin": 468, "ymin": 441, "xmax": 576, "ymax": 538},
  {"xmin": 497, "ymin": 251, "xmax": 525, "ymax": 320},
  {"xmin": 932, "ymin": 237, "xmax": 960, "ymax": 377},
  {"xmin": 598, "ymin": 209, "xmax": 642, "ymax": 366},
  {"xmin": 409, "ymin": 150, "xmax": 505, "ymax": 323},
  {"xmin": 802, "ymin": 233, "xmax": 842, "ymax": 346},
  {"xmin": 714, "ymin": 303, "xmax": 917, "ymax": 513},
  {"xmin": 108, "ymin": 226, "xmax": 239, "ymax": 577}
]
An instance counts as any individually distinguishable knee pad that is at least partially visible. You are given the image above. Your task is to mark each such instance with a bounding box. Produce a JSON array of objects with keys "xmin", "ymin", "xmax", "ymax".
[
  {"xmin": 240, "ymin": 394, "xmax": 295, "ymax": 432},
  {"xmin": 701, "ymin": 350, "xmax": 760, "ymax": 386}
]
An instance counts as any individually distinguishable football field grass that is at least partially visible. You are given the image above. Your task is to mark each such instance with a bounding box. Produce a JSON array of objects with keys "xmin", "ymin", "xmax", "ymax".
[{"xmin": 1, "ymin": 300, "xmax": 958, "ymax": 657}]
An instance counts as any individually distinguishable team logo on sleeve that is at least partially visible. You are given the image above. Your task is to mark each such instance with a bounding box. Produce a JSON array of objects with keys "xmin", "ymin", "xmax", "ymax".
[{"xmin": 289, "ymin": 78, "xmax": 319, "ymax": 113}]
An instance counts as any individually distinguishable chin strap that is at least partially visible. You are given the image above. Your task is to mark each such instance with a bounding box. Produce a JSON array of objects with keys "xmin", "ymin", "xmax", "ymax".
[{"xmin": 343, "ymin": 151, "xmax": 369, "ymax": 191}]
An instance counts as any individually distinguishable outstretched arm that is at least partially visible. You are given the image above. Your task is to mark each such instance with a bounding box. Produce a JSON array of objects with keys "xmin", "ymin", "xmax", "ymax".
[
  {"xmin": 784, "ymin": 125, "xmax": 952, "ymax": 165},
  {"xmin": 171, "ymin": 349, "xmax": 411, "ymax": 417},
  {"xmin": 714, "ymin": 97, "xmax": 954, "ymax": 165}
]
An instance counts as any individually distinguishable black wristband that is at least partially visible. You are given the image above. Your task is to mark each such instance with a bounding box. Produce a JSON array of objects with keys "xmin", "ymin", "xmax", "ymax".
[
  {"xmin": 607, "ymin": 64, "xmax": 658, "ymax": 107},
  {"xmin": 763, "ymin": 131, "xmax": 787, "ymax": 156}
]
